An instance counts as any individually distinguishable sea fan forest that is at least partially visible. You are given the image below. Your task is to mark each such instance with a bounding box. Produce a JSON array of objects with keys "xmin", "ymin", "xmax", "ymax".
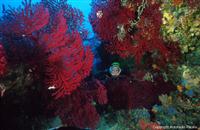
[{"xmin": 0, "ymin": 0, "xmax": 200, "ymax": 130}]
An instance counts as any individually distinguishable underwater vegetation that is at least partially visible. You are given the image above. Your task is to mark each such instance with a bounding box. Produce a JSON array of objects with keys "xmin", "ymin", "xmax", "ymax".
[
  {"xmin": 0, "ymin": 0, "xmax": 200, "ymax": 129},
  {"xmin": 0, "ymin": 43, "xmax": 7, "ymax": 76},
  {"xmin": 0, "ymin": 0, "xmax": 94, "ymax": 99}
]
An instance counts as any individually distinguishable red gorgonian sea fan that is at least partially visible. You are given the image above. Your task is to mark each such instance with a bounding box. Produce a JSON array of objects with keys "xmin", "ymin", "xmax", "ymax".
[
  {"xmin": 95, "ymin": 79, "xmax": 108, "ymax": 105},
  {"xmin": 90, "ymin": 0, "xmax": 170, "ymax": 64},
  {"xmin": 0, "ymin": 1, "xmax": 49, "ymax": 36},
  {"xmin": 89, "ymin": 0, "xmax": 135, "ymax": 42},
  {"xmin": 41, "ymin": 0, "xmax": 85, "ymax": 34},
  {"xmin": 131, "ymin": 2, "xmax": 169, "ymax": 64},
  {"xmin": 0, "ymin": 43, "xmax": 7, "ymax": 76},
  {"xmin": 49, "ymin": 80, "xmax": 107, "ymax": 129},
  {"xmin": 40, "ymin": 11, "xmax": 94, "ymax": 99}
]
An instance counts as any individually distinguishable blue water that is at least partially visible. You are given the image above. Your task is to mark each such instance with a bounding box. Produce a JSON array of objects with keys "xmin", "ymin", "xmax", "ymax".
[
  {"xmin": 0, "ymin": 0, "xmax": 93, "ymax": 37},
  {"xmin": 68, "ymin": 0, "xmax": 94, "ymax": 38}
]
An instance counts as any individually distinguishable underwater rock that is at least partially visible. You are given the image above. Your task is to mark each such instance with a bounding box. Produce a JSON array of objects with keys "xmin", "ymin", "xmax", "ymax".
[{"xmin": 106, "ymin": 76, "xmax": 176, "ymax": 110}]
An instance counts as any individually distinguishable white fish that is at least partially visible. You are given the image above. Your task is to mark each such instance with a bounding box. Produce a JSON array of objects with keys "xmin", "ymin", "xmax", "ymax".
[{"xmin": 48, "ymin": 85, "xmax": 56, "ymax": 90}]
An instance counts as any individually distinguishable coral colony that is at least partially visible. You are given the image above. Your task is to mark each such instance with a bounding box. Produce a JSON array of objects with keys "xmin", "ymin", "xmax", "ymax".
[{"xmin": 0, "ymin": 0, "xmax": 200, "ymax": 130}]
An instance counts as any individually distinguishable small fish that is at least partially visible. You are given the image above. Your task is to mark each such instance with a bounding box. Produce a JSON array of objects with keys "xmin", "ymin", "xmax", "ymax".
[
  {"xmin": 109, "ymin": 62, "xmax": 121, "ymax": 77},
  {"xmin": 96, "ymin": 10, "xmax": 103, "ymax": 19},
  {"xmin": 48, "ymin": 85, "xmax": 56, "ymax": 90}
]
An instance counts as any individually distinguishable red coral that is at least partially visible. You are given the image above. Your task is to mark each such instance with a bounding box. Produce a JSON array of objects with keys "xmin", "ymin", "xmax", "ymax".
[
  {"xmin": 1, "ymin": 1, "xmax": 49, "ymax": 36},
  {"xmin": 131, "ymin": 3, "xmax": 169, "ymax": 64},
  {"xmin": 41, "ymin": 0, "xmax": 86, "ymax": 36},
  {"xmin": 90, "ymin": 0, "xmax": 135, "ymax": 41},
  {"xmin": 40, "ymin": 11, "xmax": 94, "ymax": 99},
  {"xmin": 0, "ymin": 1, "xmax": 93, "ymax": 99},
  {"xmin": 90, "ymin": 0, "xmax": 170, "ymax": 65},
  {"xmin": 95, "ymin": 79, "xmax": 108, "ymax": 104},
  {"xmin": 0, "ymin": 44, "xmax": 7, "ymax": 76},
  {"xmin": 64, "ymin": 4, "xmax": 84, "ymax": 32},
  {"xmin": 17, "ymin": 5, "xmax": 49, "ymax": 35},
  {"xmin": 49, "ymin": 80, "xmax": 105, "ymax": 129},
  {"xmin": 69, "ymin": 103, "xmax": 100, "ymax": 129}
]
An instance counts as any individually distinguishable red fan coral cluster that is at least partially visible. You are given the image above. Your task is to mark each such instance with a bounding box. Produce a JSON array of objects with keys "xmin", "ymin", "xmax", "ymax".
[
  {"xmin": 0, "ymin": 0, "xmax": 96, "ymax": 129},
  {"xmin": 1, "ymin": 3, "xmax": 49, "ymax": 36},
  {"xmin": 90, "ymin": 0, "xmax": 134, "ymax": 42},
  {"xmin": 90, "ymin": 0, "xmax": 170, "ymax": 64},
  {"xmin": 96, "ymin": 79, "xmax": 108, "ymax": 104},
  {"xmin": 40, "ymin": 11, "xmax": 94, "ymax": 99},
  {"xmin": 41, "ymin": 0, "xmax": 87, "ymax": 39},
  {"xmin": 64, "ymin": 5, "xmax": 84, "ymax": 32},
  {"xmin": 50, "ymin": 80, "xmax": 107, "ymax": 129},
  {"xmin": 131, "ymin": 2, "xmax": 169, "ymax": 64},
  {"xmin": 0, "ymin": 2, "xmax": 93, "ymax": 99},
  {"xmin": 0, "ymin": 44, "xmax": 7, "ymax": 76},
  {"xmin": 16, "ymin": 5, "xmax": 49, "ymax": 35}
]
